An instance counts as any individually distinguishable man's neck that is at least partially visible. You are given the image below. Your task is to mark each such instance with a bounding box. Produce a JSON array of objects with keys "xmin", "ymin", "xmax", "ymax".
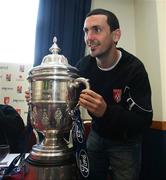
[{"xmin": 96, "ymin": 49, "xmax": 120, "ymax": 69}]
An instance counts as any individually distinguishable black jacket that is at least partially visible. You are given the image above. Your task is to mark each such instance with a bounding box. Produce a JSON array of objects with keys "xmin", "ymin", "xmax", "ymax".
[{"xmin": 76, "ymin": 48, "xmax": 153, "ymax": 141}]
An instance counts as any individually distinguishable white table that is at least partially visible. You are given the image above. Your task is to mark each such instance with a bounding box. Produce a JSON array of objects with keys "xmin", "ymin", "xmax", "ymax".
[{"xmin": 0, "ymin": 153, "xmax": 29, "ymax": 167}]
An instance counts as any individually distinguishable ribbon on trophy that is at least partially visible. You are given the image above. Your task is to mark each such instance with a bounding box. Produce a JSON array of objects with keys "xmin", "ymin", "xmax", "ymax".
[{"xmin": 71, "ymin": 106, "xmax": 89, "ymax": 178}]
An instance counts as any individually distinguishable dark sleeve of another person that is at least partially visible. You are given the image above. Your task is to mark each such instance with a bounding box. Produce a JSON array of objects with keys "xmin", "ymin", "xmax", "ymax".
[{"xmin": 0, "ymin": 105, "xmax": 26, "ymax": 153}]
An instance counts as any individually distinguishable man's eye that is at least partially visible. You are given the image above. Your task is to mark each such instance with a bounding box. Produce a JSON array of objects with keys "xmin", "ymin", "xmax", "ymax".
[
  {"xmin": 83, "ymin": 28, "xmax": 88, "ymax": 34},
  {"xmin": 94, "ymin": 27, "xmax": 101, "ymax": 33}
]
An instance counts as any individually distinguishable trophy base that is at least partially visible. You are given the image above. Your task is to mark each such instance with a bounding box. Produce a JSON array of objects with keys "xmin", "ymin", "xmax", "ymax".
[
  {"xmin": 25, "ymin": 160, "xmax": 78, "ymax": 180},
  {"xmin": 27, "ymin": 144, "xmax": 75, "ymax": 166},
  {"xmin": 26, "ymin": 144, "xmax": 78, "ymax": 180}
]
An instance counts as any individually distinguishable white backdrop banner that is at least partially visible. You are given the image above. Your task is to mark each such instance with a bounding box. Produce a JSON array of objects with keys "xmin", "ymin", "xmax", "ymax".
[{"xmin": 0, "ymin": 63, "xmax": 32, "ymax": 125}]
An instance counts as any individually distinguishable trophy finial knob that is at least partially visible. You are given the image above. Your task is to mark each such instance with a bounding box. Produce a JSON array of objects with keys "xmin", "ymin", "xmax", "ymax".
[
  {"xmin": 49, "ymin": 36, "xmax": 60, "ymax": 54},
  {"xmin": 53, "ymin": 37, "xmax": 57, "ymax": 43}
]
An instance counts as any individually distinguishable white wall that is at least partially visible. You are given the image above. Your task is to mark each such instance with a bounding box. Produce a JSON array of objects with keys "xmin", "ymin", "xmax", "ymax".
[
  {"xmin": 156, "ymin": 0, "xmax": 166, "ymax": 120},
  {"xmin": 134, "ymin": 0, "xmax": 166, "ymax": 120}
]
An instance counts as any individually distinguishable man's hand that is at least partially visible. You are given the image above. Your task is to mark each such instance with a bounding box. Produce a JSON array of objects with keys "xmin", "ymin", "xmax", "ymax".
[{"xmin": 79, "ymin": 89, "xmax": 107, "ymax": 118}]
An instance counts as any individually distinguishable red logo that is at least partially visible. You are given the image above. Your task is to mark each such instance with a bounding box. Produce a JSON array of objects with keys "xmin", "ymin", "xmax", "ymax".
[
  {"xmin": 113, "ymin": 89, "xmax": 122, "ymax": 103},
  {"xmin": 6, "ymin": 74, "xmax": 11, "ymax": 81},
  {"xmin": 4, "ymin": 97, "xmax": 10, "ymax": 104},
  {"xmin": 16, "ymin": 109, "xmax": 21, "ymax": 115}
]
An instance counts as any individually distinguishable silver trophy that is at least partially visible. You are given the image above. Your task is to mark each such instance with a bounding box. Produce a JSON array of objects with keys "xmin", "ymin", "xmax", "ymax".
[{"xmin": 27, "ymin": 37, "xmax": 89, "ymax": 179}]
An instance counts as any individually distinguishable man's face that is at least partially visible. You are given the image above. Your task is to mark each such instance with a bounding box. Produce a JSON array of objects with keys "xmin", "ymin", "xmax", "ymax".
[{"xmin": 83, "ymin": 14, "xmax": 114, "ymax": 58}]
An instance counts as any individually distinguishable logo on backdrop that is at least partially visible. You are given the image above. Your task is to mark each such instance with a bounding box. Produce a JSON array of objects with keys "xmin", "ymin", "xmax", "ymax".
[
  {"xmin": 17, "ymin": 85, "xmax": 22, "ymax": 94},
  {"xmin": 4, "ymin": 97, "xmax": 10, "ymax": 104},
  {"xmin": 16, "ymin": 108, "xmax": 21, "ymax": 115},
  {"xmin": 6, "ymin": 74, "xmax": 11, "ymax": 81}
]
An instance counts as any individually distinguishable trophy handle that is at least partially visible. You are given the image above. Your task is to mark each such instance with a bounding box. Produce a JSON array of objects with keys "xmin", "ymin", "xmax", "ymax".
[
  {"xmin": 73, "ymin": 77, "xmax": 90, "ymax": 90},
  {"xmin": 68, "ymin": 77, "xmax": 90, "ymax": 103},
  {"xmin": 68, "ymin": 77, "xmax": 90, "ymax": 111}
]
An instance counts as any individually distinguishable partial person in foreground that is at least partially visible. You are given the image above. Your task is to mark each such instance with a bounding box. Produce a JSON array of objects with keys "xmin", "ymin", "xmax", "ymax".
[
  {"xmin": 76, "ymin": 8, "xmax": 153, "ymax": 180},
  {"xmin": 0, "ymin": 104, "xmax": 26, "ymax": 153}
]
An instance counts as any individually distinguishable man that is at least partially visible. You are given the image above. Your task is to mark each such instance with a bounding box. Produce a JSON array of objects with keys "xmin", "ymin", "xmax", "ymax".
[
  {"xmin": 25, "ymin": 8, "xmax": 152, "ymax": 180},
  {"xmin": 77, "ymin": 9, "xmax": 153, "ymax": 180}
]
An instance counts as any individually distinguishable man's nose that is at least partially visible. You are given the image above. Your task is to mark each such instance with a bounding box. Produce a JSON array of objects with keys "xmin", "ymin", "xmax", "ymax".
[{"xmin": 86, "ymin": 31, "xmax": 95, "ymax": 41}]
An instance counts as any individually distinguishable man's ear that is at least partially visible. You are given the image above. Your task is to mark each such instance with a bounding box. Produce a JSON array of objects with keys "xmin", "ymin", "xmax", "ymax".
[{"xmin": 113, "ymin": 29, "xmax": 121, "ymax": 44}]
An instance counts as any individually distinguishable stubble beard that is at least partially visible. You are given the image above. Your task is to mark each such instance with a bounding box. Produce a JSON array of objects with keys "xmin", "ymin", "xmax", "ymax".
[{"xmin": 93, "ymin": 44, "xmax": 113, "ymax": 61}]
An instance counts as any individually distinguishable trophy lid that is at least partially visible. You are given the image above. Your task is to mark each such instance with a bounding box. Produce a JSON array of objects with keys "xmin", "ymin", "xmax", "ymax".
[
  {"xmin": 28, "ymin": 37, "xmax": 78, "ymax": 78},
  {"xmin": 41, "ymin": 37, "xmax": 69, "ymax": 67}
]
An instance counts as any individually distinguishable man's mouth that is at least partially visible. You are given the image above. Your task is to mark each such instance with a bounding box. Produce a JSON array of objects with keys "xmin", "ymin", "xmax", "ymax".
[{"xmin": 87, "ymin": 40, "xmax": 100, "ymax": 49}]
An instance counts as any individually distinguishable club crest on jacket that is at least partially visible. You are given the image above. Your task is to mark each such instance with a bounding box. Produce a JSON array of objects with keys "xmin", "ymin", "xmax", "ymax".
[{"xmin": 113, "ymin": 89, "xmax": 122, "ymax": 103}]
